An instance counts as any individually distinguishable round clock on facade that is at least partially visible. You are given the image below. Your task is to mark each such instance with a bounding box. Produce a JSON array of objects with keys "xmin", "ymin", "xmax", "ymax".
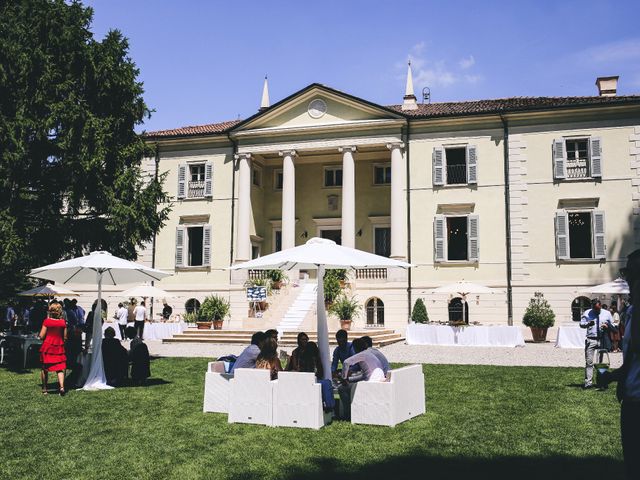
[{"xmin": 308, "ymin": 98, "xmax": 327, "ymax": 118}]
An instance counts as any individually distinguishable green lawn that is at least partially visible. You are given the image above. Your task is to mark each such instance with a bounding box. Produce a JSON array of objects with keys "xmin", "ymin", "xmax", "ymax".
[{"xmin": 0, "ymin": 359, "xmax": 624, "ymax": 480}]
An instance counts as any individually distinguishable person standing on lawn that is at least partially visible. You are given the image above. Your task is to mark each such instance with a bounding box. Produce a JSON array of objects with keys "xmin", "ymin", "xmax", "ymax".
[
  {"xmin": 580, "ymin": 298, "xmax": 613, "ymax": 389},
  {"xmin": 38, "ymin": 303, "xmax": 67, "ymax": 396},
  {"xmin": 114, "ymin": 303, "xmax": 128, "ymax": 340},
  {"xmin": 133, "ymin": 301, "xmax": 147, "ymax": 340}
]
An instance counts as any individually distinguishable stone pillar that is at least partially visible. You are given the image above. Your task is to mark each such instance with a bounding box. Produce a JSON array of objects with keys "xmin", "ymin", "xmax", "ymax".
[
  {"xmin": 235, "ymin": 153, "xmax": 252, "ymax": 262},
  {"xmin": 279, "ymin": 150, "xmax": 297, "ymax": 250},
  {"xmin": 339, "ymin": 146, "xmax": 357, "ymax": 248},
  {"xmin": 388, "ymin": 143, "xmax": 407, "ymax": 259}
]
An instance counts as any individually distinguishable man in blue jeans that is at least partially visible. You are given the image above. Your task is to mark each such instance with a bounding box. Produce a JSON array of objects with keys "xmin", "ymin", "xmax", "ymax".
[{"xmin": 580, "ymin": 298, "xmax": 613, "ymax": 388}]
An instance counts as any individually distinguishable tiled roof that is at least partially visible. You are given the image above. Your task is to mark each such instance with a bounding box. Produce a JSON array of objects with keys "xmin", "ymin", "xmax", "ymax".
[
  {"xmin": 145, "ymin": 119, "xmax": 241, "ymax": 138},
  {"xmin": 387, "ymin": 95, "xmax": 640, "ymax": 118},
  {"xmin": 145, "ymin": 95, "xmax": 640, "ymax": 139}
]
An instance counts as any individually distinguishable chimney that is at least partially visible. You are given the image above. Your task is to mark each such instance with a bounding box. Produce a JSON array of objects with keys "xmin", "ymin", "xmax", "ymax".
[
  {"xmin": 595, "ymin": 76, "xmax": 618, "ymax": 97},
  {"xmin": 402, "ymin": 61, "xmax": 418, "ymax": 111}
]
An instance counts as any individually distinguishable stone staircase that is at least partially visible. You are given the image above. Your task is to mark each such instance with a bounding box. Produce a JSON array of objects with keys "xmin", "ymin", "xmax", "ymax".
[
  {"xmin": 163, "ymin": 328, "xmax": 404, "ymax": 348},
  {"xmin": 275, "ymin": 282, "xmax": 317, "ymax": 336}
]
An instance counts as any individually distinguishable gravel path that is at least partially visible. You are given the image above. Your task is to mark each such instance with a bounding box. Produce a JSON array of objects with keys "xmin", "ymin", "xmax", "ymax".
[{"xmin": 146, "ymin": 340, "xmax": 623, "ymax": 369}]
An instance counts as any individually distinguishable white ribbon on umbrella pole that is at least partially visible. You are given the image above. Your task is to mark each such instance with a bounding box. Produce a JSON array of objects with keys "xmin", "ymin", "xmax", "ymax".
[
  {"xmin": 82, "ymin": 272, "xmax": 111, "ymax": 390},
  {"xmin": 316, "ymin": 265, "xmax": 331, "ymax": 381}
]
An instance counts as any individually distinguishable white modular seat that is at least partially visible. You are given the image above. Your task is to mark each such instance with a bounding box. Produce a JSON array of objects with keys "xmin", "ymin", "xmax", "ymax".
[
  {"xmin": 272, "ymin": 372, "xmax": 331, "ymax": 430},
  {"xmin": 227, "ymin": 368, "xmax": 275, "ymax": 426},
  {"xmin": 203, "ymin": 361, "xmax": 233, "ymax": 414},
  {"xmin": 351, "ymin": 364, "xmax": 426, "ymax": 427}
]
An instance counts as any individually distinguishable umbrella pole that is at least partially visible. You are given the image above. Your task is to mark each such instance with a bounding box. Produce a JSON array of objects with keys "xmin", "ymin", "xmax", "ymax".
[
  {"xmin": 82, "ymin": 271, "xmax": 110, "ymax": 390},
  {"xmin": 462, "ymin": 294, "xmax": 467, "ymax": 324},
  {"xmin": 316, "ymin": 265, "xmax": 331, "ymax": 381}
]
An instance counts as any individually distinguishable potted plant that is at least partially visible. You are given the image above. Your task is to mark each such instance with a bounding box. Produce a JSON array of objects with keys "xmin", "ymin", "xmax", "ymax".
[
  {"xmin": 523, "ymin": 291, "xmax": 556, "ymax": 342},
  {"xmin": 411, "ymin": 298, "xmax": 429, "ymax": 324},
  {"xmin": 267, "ymin": 269, "xmax": 288, "ymax": 290},
  {"xmin": 323, "ymin": 271, "xmax": 342, "ymax": 308},
  {"xmin": 198, "ymin": 294, "xmax": 231, "ymax": 330},
  {"xmin": 333, "ymin": 269, "xmax": 349, "ymax": 289},
  {"xmin": 329, "ymin": 295, "xmax": 361, "ymax": 331}
]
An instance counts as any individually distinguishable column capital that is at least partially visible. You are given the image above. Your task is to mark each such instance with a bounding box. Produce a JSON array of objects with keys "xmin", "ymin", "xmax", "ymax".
[
  {"xmin": 278, "ymin": 150, "xmax": 297, "ymax": 158},
  {"xmin": 386, "ymin": 142, "xmax": 405, "ymax": 151},
  {"xmin": 234, "ymin": 152, "xmax": 252, "ymax": 161},
  {"xmin": 338, "ymin": 146, "xmax": 357, "ymax": 154}
]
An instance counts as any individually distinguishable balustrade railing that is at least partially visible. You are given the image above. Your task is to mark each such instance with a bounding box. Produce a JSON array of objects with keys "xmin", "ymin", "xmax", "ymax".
[
  {"xmin": 355, "ymin": 268, "xmax": 387, "ymax": 280},
  {"xmin": 188, "ymin": 180, "xmax": 205, "ymax": 198}
]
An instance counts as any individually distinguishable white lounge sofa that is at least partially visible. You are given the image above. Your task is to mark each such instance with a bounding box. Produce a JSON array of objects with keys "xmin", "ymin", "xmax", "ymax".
[
  {"xmin": 351, "ymin": 364, "xmax": 425, "ymax": 427},
  {"xmin": 227, "ymin": 368, "xmax": 275, "ymax": 426},
  {"xmin": 272, "ymin": 372, "xmax": 332, "ymax": 429},
  {"xmin": 203, "ymin": 361, "xmax": 233, "ymax": 414}
]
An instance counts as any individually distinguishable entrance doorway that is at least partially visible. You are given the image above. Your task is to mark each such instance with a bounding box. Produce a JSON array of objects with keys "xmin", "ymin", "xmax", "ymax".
[{"xmin": 320, "ymin": 229, "xmax": 342, "ymax": 245}]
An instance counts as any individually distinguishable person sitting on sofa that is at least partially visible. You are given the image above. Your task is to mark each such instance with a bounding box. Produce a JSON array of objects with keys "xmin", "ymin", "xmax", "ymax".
[
  {"xmin": 361, "ymin": 335, "xmax": 390, "ymax": 375},
  {"xmin": 285, "ymin": 332, "xmax": 309, "ymax": 371},
  {"xmin": 125, "ymin": 326, "xmax": 150, "ymax": 385},
  {"xmin": 331, "ymin": 329, "xmax": 355, "ymax": 378},
  {"xmin": 255, "ymin": 336, "xmax": 282, "ymax": 380},
  {"xmin": 298, "ymin": 341, "xmax": 335, "ymax": 412},
  {"xmin": 230, "ymin": 331, "xmax": 266, "ymax": 374}
]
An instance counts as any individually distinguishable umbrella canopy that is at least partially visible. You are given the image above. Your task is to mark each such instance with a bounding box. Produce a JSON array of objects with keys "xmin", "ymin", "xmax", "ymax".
[
  {"xmin": 230, "ymin": 237, "xmax": 412, "ymax": 379},
  {"xmin": 584, "ymin": 278, "xmax": 629, "ymax": 295},
  {"xmin": 119, "ymin": 284, "xmax": 170, "ymax": 299},
  {"xmin": 29, "ymin": 251, "xmax": 171, "ymax": 391},
  {"xmin": 432, "ymin": 281, "xmax": 500, "ymax": 296},
  {"xmin": 17, "ymin": 283, "xmax": 79, "ymax": 298}
]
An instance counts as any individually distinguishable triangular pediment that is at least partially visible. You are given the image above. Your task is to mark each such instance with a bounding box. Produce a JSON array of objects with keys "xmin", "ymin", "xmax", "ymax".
[{"xmin": 232, "ymin": 84, "xmax": 403, "ymax": 132}]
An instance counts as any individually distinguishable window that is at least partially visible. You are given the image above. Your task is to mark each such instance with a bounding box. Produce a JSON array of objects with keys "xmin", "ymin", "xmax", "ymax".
[
  {"xmin": 555, "ymin": 210, "xmax": 606, "ymax": 260},
  {"xmin": 251, "ymin": 243, "xmax": 261, "ymax": 259},
  {"xmin": 373, "ymin": 164, "xmax": 391, "ymax": 185},
  {"xmin": 571, "ymin": 296, "xmax": 591, "ymax": 322},
  {"xmin": 366, "ymin": 298, "xmax": 384, "ymax": 326},
  {"xmin": 175, "ymin": 224, "xmax": 211, "ymax": 268},
  {"xmin": 273, "ymin": 169, "xmax": 283, "ymax": 190},
  {"xmin": 252, "ymin": 165, "xmax": 262, "ymax": 187},
  {"xmin": 553, "ymin": 137, "xmax": 602, "ymax": 180},
  {"xmin": 433, "ymin": 145, "xmax": 477, "ymax": 186},
  {"xmin": 273, "ymin": 229, "xmax": 282, "ymax": 253},
  {"xmin": 434, "ymin": 215, "xmax": 479, "ymax": 263},
  {"xmin": 185, "ymin": 298, "xmax": 201, "ymax": 314},
  {"xmin": 324, "ymin": 166, "xmax": 342, "ymax": 187},
  {"xmin": 448, "ymin": 298, "xmax": 469, "ymax": 324},
  {"xmin": 374, "ymin": 227, "xmax": 391, "ymax": 257},
  {"xmin": 177, "ymin": 162, "xmax": 212, "ymax": 199}
]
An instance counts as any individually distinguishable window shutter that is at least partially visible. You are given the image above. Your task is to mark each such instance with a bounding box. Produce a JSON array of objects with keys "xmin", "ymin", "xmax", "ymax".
[
  {"xmin": 204, "ymin": 161, "xmax": 213, "ymax": 197},
  {"xmin": 467, "ymin": 145, "xmax": 478, "ymax": 184},
  {"xmin": 553, "ymin": 139, "xmax": 566, "ymax": 180},
  {"xmin": 555, "ymin": 211, "xmax": 569, "ymax": 260},
  {"xmin": 175, "ymin": 226, "xmax": 186, "ymax": 267},
  {"xmin": 177, "ymin": 164, "xmax": 187, "ymax": 199},
  {"xmin": 433, "ymin": 147, "xmax": 445, "ymax": 186},
  {"xmin": 467, "ymin": 215, "xmax": 479, "ymax": 262},
  {"xmin": 434, "ymin": 215, "xmax": 447, "ymax": 262},
  {"xmin": 592, "ymin": 210, "xmax": 606, "ymax": 259},
  {"xmin": 203, "ymin": 225, "xmax": 212, "ymax": 266},
  {"xmin": 590, "ymin": 137, "xmax": 602, "ymax": 178}
]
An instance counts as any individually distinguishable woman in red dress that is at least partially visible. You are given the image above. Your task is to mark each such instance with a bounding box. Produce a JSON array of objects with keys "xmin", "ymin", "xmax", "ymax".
[{"xmin": 39, "ymin": 303, "xmax": 67, "ymax": 395}]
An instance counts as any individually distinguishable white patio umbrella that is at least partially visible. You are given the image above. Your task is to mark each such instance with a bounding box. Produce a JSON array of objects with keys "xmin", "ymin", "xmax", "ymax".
[
  {"xmin": 29, "ymin": 251, "xmax": 171, "ymax": 390},
  {"xmin": 229, "ymin": 237, "xmax": 412, "ymax": 380},
  {"xmin": 119, "ymin": 283, "xmax": 170, "ymax": 299},
  {"xmin": 17, "ymin": 283, "xmax": 79, "ymax": 299},
  {"xmin": 584, "ymin": 278, "xmax": 629, "ymax": 295},
  {"xmin": 431, "ymin": 280, "xmax": 501, "ymax": 323}
]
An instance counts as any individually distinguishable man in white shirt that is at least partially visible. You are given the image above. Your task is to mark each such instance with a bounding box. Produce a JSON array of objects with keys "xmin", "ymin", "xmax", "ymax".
[
  {"xmin": 580, "ymin": 298, "xmax": 614, "ymax": 388},
  {"xmin": 133, "ymin": 301, "xmax": 147, "ymax": 339},
  {"xmin": 361, "ymin": 335, "xmax": 390, "ymax": 375},
  {"xmin": 114, "ymin": 302, "xmax": 128, "ymax": 340}
]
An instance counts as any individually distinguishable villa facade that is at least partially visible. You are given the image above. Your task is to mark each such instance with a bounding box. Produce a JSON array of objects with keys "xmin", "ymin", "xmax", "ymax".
[{"xmin": 135, "ymin": 72, "xmax": 640, "ymax": 335}]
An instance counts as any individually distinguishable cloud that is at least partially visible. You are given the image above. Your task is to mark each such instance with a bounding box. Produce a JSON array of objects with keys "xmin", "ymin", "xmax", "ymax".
[
  {"xmin": 576, "ymin": 38, "xmax": 640, "ymax": 63},
  {"xmin": 459, "ymin": 55, "xmax": 475, "ymax": 70},
  {"xmin": 401, "ymin": 43, "xmax": 481, "ymax": 89}
]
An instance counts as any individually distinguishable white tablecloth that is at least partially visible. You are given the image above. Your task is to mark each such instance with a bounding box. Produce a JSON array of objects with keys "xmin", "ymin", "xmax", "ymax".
[
  {"xmin": 406, "ymin": 324, "xmax": 525, "ymax": 347},
  {"xmin": 102, "ymin": 322, "xmax": 187, "ymax": 340},
  {"xmin": 555, "ymin": 326, "xmax": 586, "ymax": 349}
]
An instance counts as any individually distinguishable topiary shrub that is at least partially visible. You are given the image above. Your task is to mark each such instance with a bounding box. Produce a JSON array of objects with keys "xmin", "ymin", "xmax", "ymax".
[
  {"xmin": 522, "ymin": 292, "xmax": 555, "ymax": 328},
  {"xmin": 411, "ymin": 298, "xmax": 429, "ymax": 323}
]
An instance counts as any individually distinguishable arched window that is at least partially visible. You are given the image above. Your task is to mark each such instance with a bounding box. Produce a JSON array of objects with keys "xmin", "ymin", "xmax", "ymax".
[
  {"xmin": 448, "ymin": 297, "xmax": 469, "ymax": 324},
  {"xmin": 185, "ymin": 298, "xmax": 201, "ymax": 314},
  {"xmin": 366, "ymin": 297, "xmax": 384, "ymax": 326},
  {"xmin": 571, "ymin": 296, "xmax": 591, "ymax": 322}
]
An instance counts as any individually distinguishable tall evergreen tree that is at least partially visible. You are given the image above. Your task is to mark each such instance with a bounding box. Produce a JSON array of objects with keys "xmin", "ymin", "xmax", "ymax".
[{"xmin": 0, "ymin": 0, "xmax": 171, "ymax": 301}]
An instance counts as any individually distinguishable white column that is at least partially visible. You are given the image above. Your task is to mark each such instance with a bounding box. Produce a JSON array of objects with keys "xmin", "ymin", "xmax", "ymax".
[
  {"xmin": 235, "ymin": 153, "xmax": 252, "ymax": 262},
  {"xmin": 279, "ymin": 150, "xmax": 297, "ymax": 250},
  {"xmin": 339, "ymin": 146, "xmax": 356, "ymax": 248},
  {"xmin": 387, "ymin": 142, "xmax": 407, "ymax": 259}
]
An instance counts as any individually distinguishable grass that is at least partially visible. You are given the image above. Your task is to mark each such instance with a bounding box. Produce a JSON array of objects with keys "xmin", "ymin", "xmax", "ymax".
[{"xmin": 0, "ymin": 359, "xmax": 624, "ymax": 480}]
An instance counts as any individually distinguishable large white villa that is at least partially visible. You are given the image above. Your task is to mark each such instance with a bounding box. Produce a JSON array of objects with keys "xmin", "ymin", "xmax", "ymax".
[{"xmin": 113, "ymin": 69, "xmax": 640, "ymax": 336}]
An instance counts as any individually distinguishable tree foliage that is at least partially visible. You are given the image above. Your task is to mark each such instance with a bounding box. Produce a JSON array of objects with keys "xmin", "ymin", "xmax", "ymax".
[
  {"xmin": 0, "ymin": 0, "xmax": 171, "ymax": 301},
  {"xmin": 522, "ymin": 292, "xmax": 556, "ymax": 328},
  {"xmin": 411, "ymin": 298, "xmax": 429, "ymax": 323}
]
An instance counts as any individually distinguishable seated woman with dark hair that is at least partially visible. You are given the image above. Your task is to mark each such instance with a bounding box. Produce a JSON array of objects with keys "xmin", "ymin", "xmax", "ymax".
[
  {"xmin": 298, "ymin": 341, "xmax": 335, "ymax": 412},
  {"xmin": 102, "ymin": 327, "xmax": 128, "ymax": 387},
  {"xmin": 255, "ymin": 337, "xmax": 282, "ymax": 380},
  {"xmin": 125, "ymin": 326, "xmax": 150, "ymax": 385},
  {"xmin": 285, "ymin": 332, "xmax": 309, "ymax": 371}
]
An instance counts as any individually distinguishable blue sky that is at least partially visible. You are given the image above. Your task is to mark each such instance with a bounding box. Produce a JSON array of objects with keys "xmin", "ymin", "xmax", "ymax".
[{"xmin": 84, "ymin": 0, "xmax": 640, "ymax": 133}]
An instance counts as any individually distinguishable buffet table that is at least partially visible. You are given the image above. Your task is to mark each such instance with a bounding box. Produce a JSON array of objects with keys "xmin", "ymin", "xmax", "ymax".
[
  {"xmin": 102, "ymin": 322, "xmax": 187, "ymax": 340},
  {"xmin": 406, "ymin": 324, "xmax": 525, "ymax": 347},
  {"xmin": 555, "ymin": 326, "xmax": 586, "ymax": 349}
]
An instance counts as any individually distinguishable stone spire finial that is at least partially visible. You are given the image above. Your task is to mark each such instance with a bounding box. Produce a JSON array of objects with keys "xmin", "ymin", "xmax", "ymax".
[
  {"xmin": 402, "ymin": 61, "xmax": 418, "ymax": 111},
  {"xmin": 259, "ymin": 75, "xmax": 270, "ymax": 111}
]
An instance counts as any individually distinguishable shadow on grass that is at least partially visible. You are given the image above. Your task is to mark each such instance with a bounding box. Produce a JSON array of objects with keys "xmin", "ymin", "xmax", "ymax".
[{"xmin": 237, "ymin": 453, "xmax": 624, "ymax": 480}]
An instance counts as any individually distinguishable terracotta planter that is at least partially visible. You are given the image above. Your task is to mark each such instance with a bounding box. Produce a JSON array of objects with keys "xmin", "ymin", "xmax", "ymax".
[
  {"xmin": 196, "ymin": 321, "xmax": 212, "ymax": 330},
  {"xmin": 340, "ymin": 319, "xmax": 353, "ymax": 331},
  {"xmin": 339, "ymin": 280, "xmax": 347, "ymax": 289},
  {"xmin": 271, "ymin": 281, "xmax": 283, "ymax": 290},
  {"xmin": 213, "ymin": 320, "xmax": 223, "ymax": 330},
  {"xmin": 530, "ymin": 327, "xmax": 548, "ymax": 342}
]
